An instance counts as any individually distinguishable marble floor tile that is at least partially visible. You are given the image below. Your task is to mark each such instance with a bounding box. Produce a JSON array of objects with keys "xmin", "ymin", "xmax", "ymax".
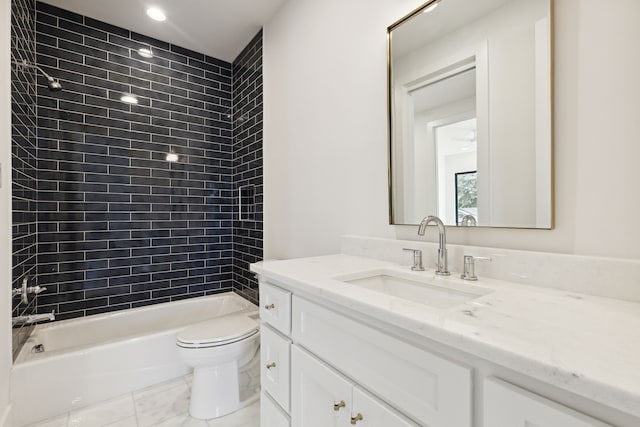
[
  {"xmin": 133, "ymin": 376, "xmax": 189, "ymax": 401},
  {"xmin": 154, "ymin": 413, "xmax": 209, "ymax": 427},
  {"xmin": 207, "ymin": 401, "xmax": 260, "ymax": 427},
  {"xmin": 24, "ymin": 414, "xmax": 69, "ymax": 427},
  {"xmin": 104, "ymin": 416, "xmax": 139, "ymax": 427},
  {"xmin": 134, "ymin": 379, "xmax": 191, "ymax": 427},
  {"xmin": 68, "ymin": 394, "xmax": 135, "ymax": 427},
  {"xmin": 21, "ymin": 375, "xmax": 258, "ymax": 427}
]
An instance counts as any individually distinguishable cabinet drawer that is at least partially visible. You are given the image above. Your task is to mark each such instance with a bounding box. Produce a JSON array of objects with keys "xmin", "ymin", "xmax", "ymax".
[
  {"xmin": 484, "ymin": 377, "xmax": 612, "ymax": 427},
  {"xmin": 261, "ymin": 392, "xmax": 290, "ymax": 427},
  {"xmin": 261, "ymin": 324, "xmax": 291, "ymax": 412},
  {"xmin": 260, "ymin": 282, "xmax": 292, "ymax": 335},
  {"xmin": 352, "ymin": 385, "xmax": 419, "ymax": 427},
  {"xmin": 292, "ymin": 296, "xmax": 472, "ymax": 427}
]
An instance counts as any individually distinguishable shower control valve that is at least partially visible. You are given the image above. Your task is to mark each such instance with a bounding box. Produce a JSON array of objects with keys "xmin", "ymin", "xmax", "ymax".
[{"xmin": 12, "ymin": 277, "xmax": 47, "ymax": 304}]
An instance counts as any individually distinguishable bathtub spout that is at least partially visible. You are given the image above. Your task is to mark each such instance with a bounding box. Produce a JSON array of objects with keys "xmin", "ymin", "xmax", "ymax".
[{"xmin": 12, "ymin": 310, "xmax": 55, "ymax": 327}]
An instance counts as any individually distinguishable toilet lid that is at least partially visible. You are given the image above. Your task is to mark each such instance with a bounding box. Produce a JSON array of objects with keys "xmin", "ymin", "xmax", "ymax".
[{"xmin": 176, "ymin": 315, "xmax": 259, "ymax": 348}]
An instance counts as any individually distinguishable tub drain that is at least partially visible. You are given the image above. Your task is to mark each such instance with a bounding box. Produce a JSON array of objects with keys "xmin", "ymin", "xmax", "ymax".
[{"xmin": 31, "ymin": 344, "xmax": 44, "ymax": 353}]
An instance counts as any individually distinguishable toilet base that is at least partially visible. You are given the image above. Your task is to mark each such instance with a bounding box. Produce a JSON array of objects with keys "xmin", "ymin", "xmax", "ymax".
[{"xmin": 189, "ymin": 360, "xmax": 258, "ymax": 420}]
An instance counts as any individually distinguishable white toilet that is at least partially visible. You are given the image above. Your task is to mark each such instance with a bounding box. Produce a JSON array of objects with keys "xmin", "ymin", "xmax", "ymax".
[{"xmin": 176, "ymin": 314, "xmax": 260, "ymax": 420}]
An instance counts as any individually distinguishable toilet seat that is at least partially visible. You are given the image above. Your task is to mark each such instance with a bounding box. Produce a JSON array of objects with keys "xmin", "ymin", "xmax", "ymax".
[{"xmin": 177, "ymin": 315, "xmax": 259, "ymax": 349}]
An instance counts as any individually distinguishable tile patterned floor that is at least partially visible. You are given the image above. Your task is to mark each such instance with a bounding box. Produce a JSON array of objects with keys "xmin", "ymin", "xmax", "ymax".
[{"xmin": 25, "ymin": 375, "xmax": 260, "ymax": 427}]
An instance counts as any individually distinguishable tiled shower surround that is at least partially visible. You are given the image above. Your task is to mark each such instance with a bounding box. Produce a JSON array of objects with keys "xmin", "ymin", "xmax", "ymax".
[
  {"xmin": 10, "ymin": 2, "xmax": 263, "ymax": 327},
  {"xmin": 231, "ymin": 31, "xmax": 263, "ymax": 304},
  {"xmin": 11, "ymin": 0, "xmax": 38, "ymax": 359}
]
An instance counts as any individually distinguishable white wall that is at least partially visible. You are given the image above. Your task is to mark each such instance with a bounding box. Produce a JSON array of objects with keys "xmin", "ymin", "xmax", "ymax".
[
  {"xmin": 0, "ymin": 0, "xmax": 13, "ymax": 423},
  {"xmin": 264, "ymin": 0, "xmax": 640, "ymax": 261}
]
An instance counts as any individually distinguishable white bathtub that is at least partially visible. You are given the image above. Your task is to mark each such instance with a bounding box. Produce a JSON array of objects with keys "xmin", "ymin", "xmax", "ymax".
[{"xmin": 11, "ymin": 292, "xmax": 258, "ymax": 426}]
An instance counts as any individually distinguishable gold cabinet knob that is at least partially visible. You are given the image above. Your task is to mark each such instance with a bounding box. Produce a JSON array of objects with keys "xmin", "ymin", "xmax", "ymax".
[
  {"xmin": 264, "ymin": 303, "xmax": 275, "ymax": 310},
  {"xmin": 333, "ymin": 400, "xmax": 346, "ymax": 411},
  {"xmin": 350, "ymin": 413, "xmax": 363, "ymax": 424},
  {"xmin": 265, "ymin": 362, "xmax": 276, "ymax": 369}
]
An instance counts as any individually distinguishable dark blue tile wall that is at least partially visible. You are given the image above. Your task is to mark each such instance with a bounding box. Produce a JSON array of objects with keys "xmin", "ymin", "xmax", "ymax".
[
  {"xmin": 33, "ymin": 2, "xmax": 239, "ymax": 320},
  {"xmin": 11, "ymin": 0, "xmax": 38, "ymax": 359},
  {"xmin": 232, "ymin": 31, "xmax": 263, "ymax": 304}
]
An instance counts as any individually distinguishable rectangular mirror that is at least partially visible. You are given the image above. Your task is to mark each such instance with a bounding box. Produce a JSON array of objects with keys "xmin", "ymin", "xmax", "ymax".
[{"xmin": 388, "ymin": 0, "xmax": 553, "ymax": 228}]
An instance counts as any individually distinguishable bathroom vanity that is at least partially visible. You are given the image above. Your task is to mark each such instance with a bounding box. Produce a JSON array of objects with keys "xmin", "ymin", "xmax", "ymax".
[{"xmin": 252, "ymin": 252, "xmax": 640, "ymax": 427}]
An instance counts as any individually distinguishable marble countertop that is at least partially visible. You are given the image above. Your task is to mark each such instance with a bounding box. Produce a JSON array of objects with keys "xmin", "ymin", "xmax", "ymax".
[{"xmin": 251, "ymin": 254, "xmax": 640, "ymax": 418}]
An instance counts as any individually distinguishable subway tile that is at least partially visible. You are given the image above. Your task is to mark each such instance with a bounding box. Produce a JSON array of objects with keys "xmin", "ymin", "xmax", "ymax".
[
  {"xmin": 86, "ymin": 303, "xmax": 132, "ymax": 316},
  {"xmin": 35, "ymin": 10, "xmax": 58, "ymax": 27},
  {"xmin": 36, "ymin": 21, "xmax": 83, "ymax": 44},
  {"xmin": 109, "ymin": 273, "xmax": 151, "ymax": 286},
  {"xmin": 85, "ymin": 173, "xmax": 131, "ymax": 184},
  {"xmin": 108, "ymin": 52, "xmax": 150, "ymax": 71},
  {"xmin": 11, "ymin": 7, "xmax": 262, "ymax": 320},
  {"xmin": 58, "ymin": 241, "xmax": 108, "ymax": 252},
  {"xmin": 153, "ymin": 286, "xmax": 189, "ymax": 298},
  {"xmin": 132, "ymin": 67, "xmax": 169, "ymax": 85},
  {"xmin": 59, "ymin": 39, "xmax": 108, "ymax": 60},
  {"xmin": 86, "ymin": 249, "xmax": 130, "ymax": 260},
  {"xmin": 84, "ymin": 55, "xmax": 130, "ymax": 75},
  {"xmin": 110, "ymin": 292, "xmax": 151, "ymax": 305},
  {"xmin": 84, "ymin": 16, "xmax": 130, "ymax": 38},
  {"xmin": 59, "ymin": 18, "xmax": 107, "ymax": 40},
  {"xmin": 84, "ymin": 284, "xmax": 131, "ymax": 298},
  {"xmin": 109, "ymin": 71, "xmax": 151, "ymax": 89},
  {"xmin": 131, "ymin": 31, "xmax": 169, "ymax": 50}
]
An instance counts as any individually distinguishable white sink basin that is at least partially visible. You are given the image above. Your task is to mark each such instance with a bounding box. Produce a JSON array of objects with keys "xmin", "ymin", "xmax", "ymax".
[{"xmin": 335, "ymin": 269, "xmax": 493, "ymax": 309}]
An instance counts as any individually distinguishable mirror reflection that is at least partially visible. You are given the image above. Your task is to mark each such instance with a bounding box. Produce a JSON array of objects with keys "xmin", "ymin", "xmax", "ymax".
[{"xmin": 388, "ymin": 0, "xmax": 552, "ymax": 228}]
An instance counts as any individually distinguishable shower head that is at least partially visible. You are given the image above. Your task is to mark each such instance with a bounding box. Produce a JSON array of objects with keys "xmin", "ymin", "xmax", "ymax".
[
  {"xmin": 46, "ymin": 78, "xmax": 63, "ymax": 92},
  {"xmin": 12, "ymin": 59, "xmax": 63, "ymax": 92}
]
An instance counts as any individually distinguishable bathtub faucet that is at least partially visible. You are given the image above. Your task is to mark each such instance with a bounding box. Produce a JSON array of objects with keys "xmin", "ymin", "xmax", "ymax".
[{"xmin": 12, "ymin": 310, "xmax": 55, "ymax": 327}]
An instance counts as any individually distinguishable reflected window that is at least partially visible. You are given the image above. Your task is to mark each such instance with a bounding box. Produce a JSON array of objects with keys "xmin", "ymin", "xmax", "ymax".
[{"xmin": 455, "ymin": 171, "xmax": 478, "ymax": 225}]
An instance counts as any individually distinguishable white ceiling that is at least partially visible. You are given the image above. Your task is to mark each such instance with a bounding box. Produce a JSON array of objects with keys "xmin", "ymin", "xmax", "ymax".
[{"xmin": 40, "ymin": 0, "xmax": 288, "ymax": 62}]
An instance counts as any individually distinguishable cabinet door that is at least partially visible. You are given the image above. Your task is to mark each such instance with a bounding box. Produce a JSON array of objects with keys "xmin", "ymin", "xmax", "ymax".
[
  {"xmin": 351, "ymin": 386, "xmax": 419, "ymax": 427},
  {"xmin": 484, "ymin": 378, "xmax": 612, "ymax": 427},
  {"xmin": 292, "ymin": 295, "xmax": 472, "ymax": 427},
  {"xmin": 291, "ymin": 345, "xmax": 352, "ymax": 427},
  {"xmin": 261, "ymin": 392, "xmax": 290, "ymax": 427},
  {"xmin": 261, "ymin": 324, "xmax": 291, "ymax": 412}
]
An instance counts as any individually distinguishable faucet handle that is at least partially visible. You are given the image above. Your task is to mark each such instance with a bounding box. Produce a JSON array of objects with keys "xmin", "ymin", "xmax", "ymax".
[
  {"xmin": 461, "ymin": 255, "xmax": 491, "ymax": 281},
  {"xmin": 402, "ymin": 248, "xmax": 425, "ymax": 271}
]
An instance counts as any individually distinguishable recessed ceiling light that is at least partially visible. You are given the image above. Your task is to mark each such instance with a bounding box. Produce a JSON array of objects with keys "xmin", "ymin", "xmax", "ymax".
[
  {"xmin": 120, "ymin": 94, "xmax": 139, "ymax": 104},
  {"xmin": 146, "ymin": 7, "xmax": 166, "ymax": 22},
  {"xmin": 137, "ymin": 48, "xmax": 154, "ymax": 58}
]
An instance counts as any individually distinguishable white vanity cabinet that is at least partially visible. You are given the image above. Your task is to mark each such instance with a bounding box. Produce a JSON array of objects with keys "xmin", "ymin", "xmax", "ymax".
[
  {"xmin": 261, "ymin": 392, "xmax": 290, "ymax": 427},
  {"xmin": 291, "ymin": 345, "xmax": 418, "ymax": 427},
  {"xmin": 259, "ymin": 281, "xmax": 471, "ymax": 427},
  {"xmin": 258, "ymin": 279, "xmax": 623, "ymax": 427},
  {"xmin": 483, "ymin": 378, "xmax": 612, "ymax": 427}
]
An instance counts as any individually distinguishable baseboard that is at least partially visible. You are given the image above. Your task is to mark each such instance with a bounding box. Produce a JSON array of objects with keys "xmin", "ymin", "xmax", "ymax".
[{"xmin": 0, "ymin": 403, "xmax": 12, "ymax": 427}]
